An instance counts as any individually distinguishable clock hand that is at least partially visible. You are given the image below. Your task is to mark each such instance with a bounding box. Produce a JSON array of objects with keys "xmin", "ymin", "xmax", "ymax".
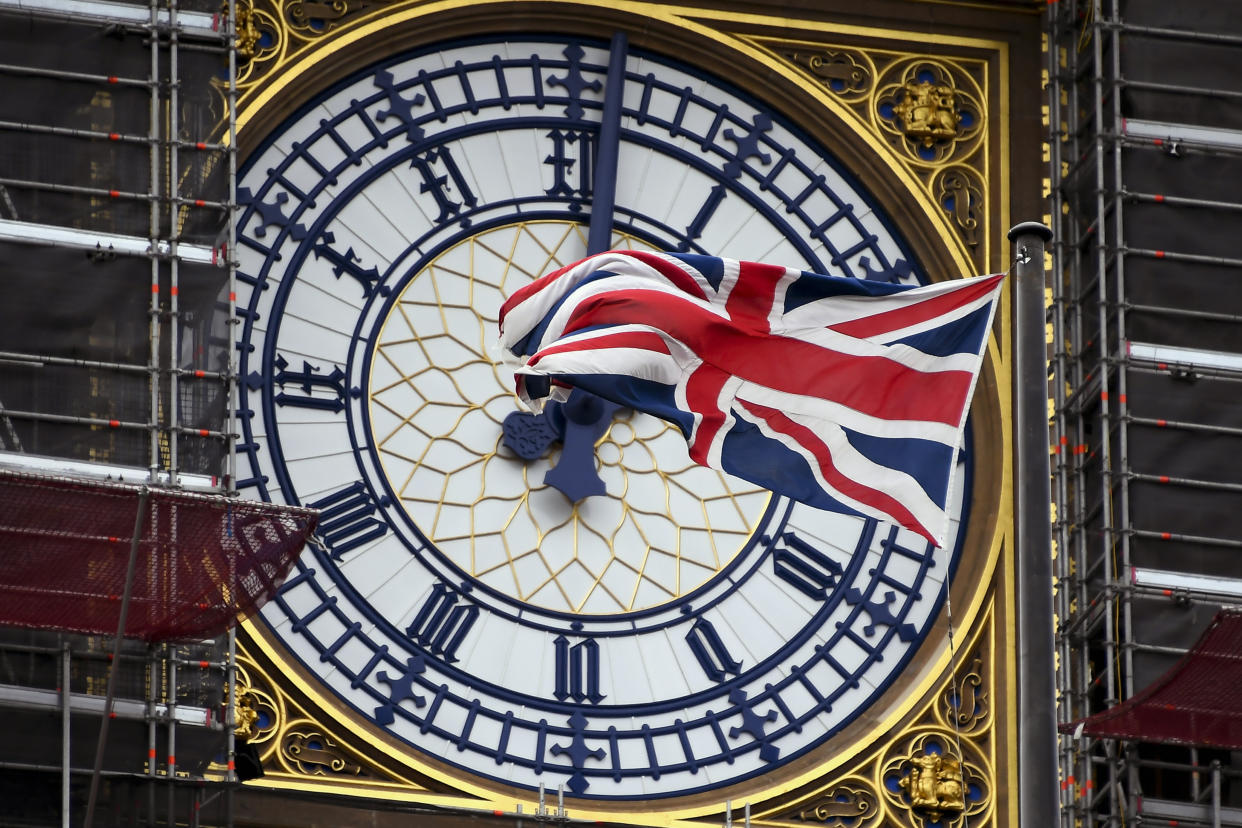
[
  {"xmin": 503, "ymin": 33, "xmax": 631, "ymax": 502},
  {"xmin": 542, "ymin": 389, "xmax": 621, "ymax": 501},
  {"xmin": 586, "ymin": 31, "xmax": 628, "ymax": 254},
  {"xmin": 541, "ymin": 32, "xmax": 630, "ymax": 499},
  {"xmin": 500, "ymin": 389, "xmax": 621, "ymax": 501}
]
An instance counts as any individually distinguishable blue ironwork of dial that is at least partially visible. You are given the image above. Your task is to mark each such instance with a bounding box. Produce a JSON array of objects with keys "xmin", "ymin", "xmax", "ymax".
[{"xmin": 232, "ymin": 34, "xmax": 968, "ymax": 801}]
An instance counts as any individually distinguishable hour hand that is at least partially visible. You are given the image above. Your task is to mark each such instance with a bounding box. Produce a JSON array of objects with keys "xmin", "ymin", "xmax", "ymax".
[
  {"xmin": 501, "ymin": 389, "xmax": 620, "ymax": 502},
  {"xmin": 542, "ymin": 390, "xmax": 620, "ymax": 501}
]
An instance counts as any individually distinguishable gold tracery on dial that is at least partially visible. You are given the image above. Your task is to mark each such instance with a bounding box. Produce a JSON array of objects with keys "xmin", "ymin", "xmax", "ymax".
[{"xmin": 367, "ymin": 220, "xmax": 770, "ymax": 615}]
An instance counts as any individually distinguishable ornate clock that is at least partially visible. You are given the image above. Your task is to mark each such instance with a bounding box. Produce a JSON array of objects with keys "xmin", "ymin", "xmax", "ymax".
[{"xmin": 234, "ymin": 32, "xmax": 982, "ymax": 810}]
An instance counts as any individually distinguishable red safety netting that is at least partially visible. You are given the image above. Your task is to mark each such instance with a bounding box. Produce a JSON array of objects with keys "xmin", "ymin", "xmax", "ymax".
[
  {"xmin": 1061, "ymin": 609, "xmax": 1242, "ymax": 748},
  {"xmin": 0, "ymin": 469, "xmax": 317, "ymax": 641}
]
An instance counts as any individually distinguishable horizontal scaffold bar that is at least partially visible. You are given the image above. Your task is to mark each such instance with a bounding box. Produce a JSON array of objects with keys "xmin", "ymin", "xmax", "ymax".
[
  {"xmin": 0, "ymin": 0, "xmax": 221, "ymax": 39},
  {"xmin": 0, "ymin": 217, "xmax": 220, "ymax": 265}
]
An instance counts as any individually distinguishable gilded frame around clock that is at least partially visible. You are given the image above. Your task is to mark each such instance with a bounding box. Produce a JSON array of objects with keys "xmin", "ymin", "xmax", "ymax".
[{"xmin": 225, "ymin": 2, "xmax": 1021, "ymax": 825}]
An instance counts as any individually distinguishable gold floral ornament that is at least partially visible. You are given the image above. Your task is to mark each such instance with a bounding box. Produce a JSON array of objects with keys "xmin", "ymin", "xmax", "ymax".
[
  {"xmin": 786, "ymin": 782, "xmax": 881, "ymax": 826},
  {"xmin": 282, "ymin": 725, "xmax": 364, "ymax": 776},
  {"xmin": 219, "ymin": 1, "xmax": 279, "ymax": 66},
  {"xmin": 285, "ymin": 0, "xmax": 373, "ymax": 35},
  {"xmin": 942, "ymin": 654, "xmax": 989, "ymax": 733},
  {"xmin": 875, "ymin": 60, "xmax": 984, "ymax": 166},
  {"xmin": 880, "ymin": 730, "xmax": 990, "ymax": 827},
  {"xmin": 228, "ymin": 660, "xmax": 282, "ymax": 748},
  {"xmin": 783, "ymin": 47, "xmax": 874, "ymax": 103},
  {"xmin": 932, "ymin": 168, "xmax": 985, "ymax": 248},
  {"xmin": 234, "ymin": 689, "xmax": 260, "ymax": 741},
  {"xmin": 892, "ymin": 81, "xmax": 961, "ymax": 147},
  {"xmin": 899, "ymin": 751, "xmax": 965, "ymax": 821}
]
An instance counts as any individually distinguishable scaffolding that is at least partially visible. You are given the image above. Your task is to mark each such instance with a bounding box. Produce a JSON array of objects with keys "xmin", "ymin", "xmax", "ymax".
[
  {"xmin": 1049, "ymin": 1, "xmax": 1242, "ymax": 826},
  {"xmin": 0, "ymin": 0, "xmax": 264, "ymax": 824}
]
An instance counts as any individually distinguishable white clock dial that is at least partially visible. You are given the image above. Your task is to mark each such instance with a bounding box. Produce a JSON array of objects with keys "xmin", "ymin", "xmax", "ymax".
[{"xmin": 235, "ymin": 34, "xmax": 969, "ymax": 801}]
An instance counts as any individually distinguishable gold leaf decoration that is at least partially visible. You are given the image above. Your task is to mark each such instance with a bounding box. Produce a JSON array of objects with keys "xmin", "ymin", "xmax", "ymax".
[{"xmin": 787, "ymin": 782, "xmax": 881, "ymax": 826}]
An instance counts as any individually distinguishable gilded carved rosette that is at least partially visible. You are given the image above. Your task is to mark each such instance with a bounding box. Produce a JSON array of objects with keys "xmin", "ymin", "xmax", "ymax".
[
  {"xmin": 879, "ymin": 728, "xmax": 990, "ymax": 827},
  {"xmin": 873, "ymin": 60, "xmax": 985, "ymax": 167}
]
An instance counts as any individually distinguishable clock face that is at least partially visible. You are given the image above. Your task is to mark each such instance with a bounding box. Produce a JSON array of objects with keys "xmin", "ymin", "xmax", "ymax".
[{"xmin": 235, "ymin": 35, "xmax": 970, "ymax": 802}]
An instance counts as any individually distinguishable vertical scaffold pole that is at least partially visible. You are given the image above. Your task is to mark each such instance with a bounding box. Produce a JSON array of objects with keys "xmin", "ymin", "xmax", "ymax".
[
  {"xmin": 168, "ymin": 0, "xmax": 181, "ymax": 485},
  {"xmin": 224, "ymin": 2, "xmax": 241, "ymax": 823},
  {"xmin": 84, "ymin": 486, "xmax": 150, "ymax": 828},
  {"xmin": 167, "ymin": 4, "xmax": 182, "ymax": 818},
  {"xmin": 147, "ymin": 0, "xmax": 163, "ymax": 484},
  {"xmin": 1011, "ymin": 221, "xmax": 1057, "ymax": 827},
  {"xmin": 61, "ymin": 643, "xmax": 70, "ymax": 828},
  {"xmin": 225, "ymin": 0, "xmax": 239, "ymax": 500},
  {"xmin": 168, "ymin": 651, "xmax": 178, "ymax": 824}
]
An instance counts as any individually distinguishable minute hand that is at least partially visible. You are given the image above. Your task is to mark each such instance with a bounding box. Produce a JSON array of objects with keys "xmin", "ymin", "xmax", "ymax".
[
  {"xmin": 537, "ymin": 31, "xmax": 629, "ymax": 502},
  {"xmin": 586, "ymin": 31, "xmax": 628, "ymax": 256}
]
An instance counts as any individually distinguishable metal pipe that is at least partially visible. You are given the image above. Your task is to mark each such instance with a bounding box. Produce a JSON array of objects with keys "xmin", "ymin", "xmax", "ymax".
[
  {"xmin": 1012, "ymin": 219, "xmax": 1058, "ymax": 827},
  {"xmin": 0, "ymin": 0, "xmax": 220, "ymax": 38},
  {"xmin": 0, "ymin": 175, "xmax": 154, "ymax": 203},
  {"xmin": 1067, "ymin": 6, "xmax": 1095, "ymax": 818},
  {"xmin": 168, "ymin": 651, "xmax": 177, "ymax": 826},
  {"xmin": 0, "ymin": 60, "xmax": 150, "ymax": 87},
  {"xmin": 226, "ymin": 627, "xmax": 237, "ymax": 787},
  {"xmin": 1118, "ymin": 641, "xmax": 1198, "ymax": 657},
  {"xmin": 148, "ymin": 0, "xmax": 162, "ymax": 484},
  {"xmin": 1087, "ymin": 25, "xmax": 1124, "ymax": 828},
  {"xmin": 226, "ymin": 0, "xmax": 239, "ymax": 499},
  {"xmin": 169, "ymin": 0, "xmax": 181, "ymax": 485},
  {"xmin": 0, "ymin": 408, "xmax": 153, "ymax": 430},
  {"xmin": 0, "ymin": 118, "xmax": 150, "ymax": 144},
  {"xmin": 1124, "ymin": 588, "xmax": 1242, "ymax": 608},
  {"xmin": 1127, "ymin": 472, "xmax": 1242, "ymax": 494},
  {"xmin": 147, "ymin": 645, "xmax": 158, "ymax": 824},
  {"xmin": 1123, "ymin": 303, "xmax": 1242, "ymax": 324},
  {"xmin": 0, "ymin": 350, "xmax": 148, "ymax": 374},
  {"xmin": 1126, "ymin": 190, "xmax": 1242, "ymax": 213},
  {"xmin": 1124, "ymin": 247, "xmax": 1242, "ymax": 268},
  {"xmin": 1110, "ymin": 0, "xmax": 1137, "ymax": 721},
  {"xmin": 1121, "ymin": 136, "xmax": 1242, "ymax": 161},
  {"xmin": 61, "ymin": 643, "xmax": 70, "ymax": 828},
  {"xmin": 0, "ymin": 759, "xmax": 146, "ymax": 778},
  {"xmin": 224, "ymin": 8, "xmax": 241, "ymax": 821},
  {"xmin": 83, "ymin": 485, "xmax": 149, "ymax": 828},
  {"xmin": 174, "ymin": 425, "xmax": 230, "ymax": 440},
  {"xmin": 1213, "ymin": 760, "xmax": 1222, "ymax": 828},
  {"xmin": 0, "ymin": 640, "xmax": 151, "ymax": 659},
  {"xmin": 1129, "ymin": 528, "xmax": 1242, "ymax": 549},
  {"xmin": 1103, "ymin": 20, "xmax": 1242, "ymax": 47},
  {"xmin": 1118, "ymin": 78, "xmax": 1242, "ymax": 102},
  {"xmin": 0, "ymin": 404, "xmax": 228, "ymax": 436}
]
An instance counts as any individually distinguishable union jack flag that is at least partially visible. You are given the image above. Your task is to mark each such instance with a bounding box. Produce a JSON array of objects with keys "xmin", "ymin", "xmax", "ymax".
[{"xmin": 498, "ymin": 251, "xmax": 1004, "ymax": 547}]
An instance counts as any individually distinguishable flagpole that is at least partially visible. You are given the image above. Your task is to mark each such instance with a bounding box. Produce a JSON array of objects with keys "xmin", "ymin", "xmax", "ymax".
[{"xmin": 1009, "ymin": 221, "xmax": 1058, "ymax": 826}]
